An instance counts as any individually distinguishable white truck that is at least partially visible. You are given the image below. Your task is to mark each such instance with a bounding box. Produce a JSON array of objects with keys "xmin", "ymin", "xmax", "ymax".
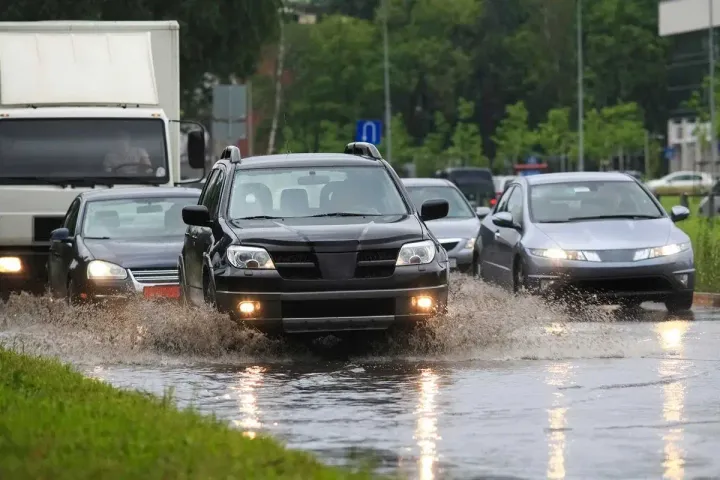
[{"xmin": 0, "ymin": 21, "xmax": 206, "ymax": 297}]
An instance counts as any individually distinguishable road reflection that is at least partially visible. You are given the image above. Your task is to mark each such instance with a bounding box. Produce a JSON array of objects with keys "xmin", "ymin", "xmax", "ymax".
[
  {"xmin": 545, "ymin": 358, "xmax": 574, "ymax": 480},
  {"xmin": 231, "ymin": 365, "xmax": 266, "ymax": 439},
  {"xmin": 656, "ymin": 321, "xmax": 690, "ymax": 480},
  {"xmin": 415, "ymin": 368, "xmax": 440, "ymax": 480}
]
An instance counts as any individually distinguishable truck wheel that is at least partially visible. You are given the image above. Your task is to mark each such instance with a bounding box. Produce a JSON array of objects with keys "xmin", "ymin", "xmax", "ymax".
[{"xmin": 665, "ymin": 292, "xmax": 693, "ymax": 314}]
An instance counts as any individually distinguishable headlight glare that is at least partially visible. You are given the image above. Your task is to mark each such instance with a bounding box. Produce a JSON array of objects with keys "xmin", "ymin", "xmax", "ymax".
[
  {"xmin": 396, "ymin": 240, "xmax": 436, "ymax": 266},
  {"xmin": 87, "ymin": 260, "xmax": 127, "ymax": 279},
  {"xmin": 529, "ymin": 248, "xmax": 587, "ymax": 261},
  {"xmin": 227, "ymin": 246, "xmax": 275, "ymax": 269},
  {"xmin": 464, "ymin": 238, "xmax": 475, "ymax": 250},
  {"xmin": 633, "ymin": 242, "xmax": 691, "ymax": 261}
]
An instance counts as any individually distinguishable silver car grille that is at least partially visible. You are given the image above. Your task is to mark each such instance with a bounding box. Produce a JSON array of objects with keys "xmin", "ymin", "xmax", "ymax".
[{"xmin": 129, "ymin": 268, "xmax": 179, "ymax": 285}]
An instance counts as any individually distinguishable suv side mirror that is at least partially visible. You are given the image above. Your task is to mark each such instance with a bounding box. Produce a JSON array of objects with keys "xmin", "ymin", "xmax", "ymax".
[
  {"xmin": 670, "ymin": 205, "xmax": 690, "ymax": 223},
  {"xmin": 182, "ymin": 205, "xmax": 211, "ymax": 227},
  {"xmin": 50, "ymin": 227, "xmax": 71, "ymax": 243},
  {"xmin": 187, "ymin": 130, "xmax": 206, "ymax": 170},
  {"xmin": 475, "ymin": 206, "xmax": 491, "ymax": 220},
  {"xmin": 420, "ymin": 199, "xmax": 449, "ymax": 222}
]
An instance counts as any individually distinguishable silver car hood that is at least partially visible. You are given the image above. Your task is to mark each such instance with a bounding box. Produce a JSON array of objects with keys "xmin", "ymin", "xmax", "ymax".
[
  {"xmin": 534, "ymin": 218, "xmax": 673, "ymax": 250},
  {"xmin": 425, "ymin": 217, "xmax": 480, "ymax": 240}
]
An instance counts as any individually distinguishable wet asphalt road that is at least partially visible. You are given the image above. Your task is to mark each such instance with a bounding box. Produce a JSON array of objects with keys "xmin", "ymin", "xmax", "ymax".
[{"xmin": 80, "ymin": 306, "xmax": 720, "ymax": 480}]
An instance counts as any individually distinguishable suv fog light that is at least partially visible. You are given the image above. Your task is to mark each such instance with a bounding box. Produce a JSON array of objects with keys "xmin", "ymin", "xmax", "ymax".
[
  {"xmin": 676, "ymin": 274, "xmax": 689, "ymax": 287},
  {"xmin": 411, "ymin": 295, "xmax": 434, "ymax": 310},
  {"xmin": 238, "ymin": 301, "xmax": 260, "ymax": 315},
  {"xmin": 0, "ymin": 256, "xmax": 22, "ymax": 273}
]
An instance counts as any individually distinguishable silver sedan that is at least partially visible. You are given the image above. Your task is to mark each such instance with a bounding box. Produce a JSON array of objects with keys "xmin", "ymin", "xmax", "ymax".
[{"xmin": 475, "ymin": 172, "xmax": 694, "ymax": 313}]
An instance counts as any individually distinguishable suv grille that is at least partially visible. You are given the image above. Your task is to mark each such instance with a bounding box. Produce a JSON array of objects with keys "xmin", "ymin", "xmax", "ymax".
[
  {"xmin": 271, "ymin": 252, "xmax": 321, "ymax": 280},
  {"xmin": 130, "ymin": 268, "xmax": 179, "ymax": 284},
  {"xmin": 355, "ymin": 249, "xmax": 398, "ymax": 278}
]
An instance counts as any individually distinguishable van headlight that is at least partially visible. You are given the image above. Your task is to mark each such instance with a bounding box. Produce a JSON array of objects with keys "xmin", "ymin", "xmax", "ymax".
[
  {"xmin": 227, "ymin": 246, "xmax": 276, "ymax": 269},
  {"xmin": 634, "ymin": 242, "xmax": 691, "ymax": 261},
  {"xmin": 396, "ymin": 240, "xmax": 436, "ymax": 266},
  {"xmin": 87, "ymin": 260, "xmax": 127, "ymax": 280}
]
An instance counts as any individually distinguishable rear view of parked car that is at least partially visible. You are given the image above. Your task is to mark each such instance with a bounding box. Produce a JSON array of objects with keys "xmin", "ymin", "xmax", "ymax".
[{"xmin": 47, "ymin": 187, "xmax": 200, "ymax": 303}]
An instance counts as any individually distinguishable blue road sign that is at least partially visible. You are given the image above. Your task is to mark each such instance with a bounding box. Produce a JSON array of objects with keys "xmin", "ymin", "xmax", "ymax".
[
  {"xmin": 355, "ymin": 120, "xmax": 383, "ymax": 145},
  {"xmin": 664, "ymin": 146, "xmax": 674, "ymax": 161}
]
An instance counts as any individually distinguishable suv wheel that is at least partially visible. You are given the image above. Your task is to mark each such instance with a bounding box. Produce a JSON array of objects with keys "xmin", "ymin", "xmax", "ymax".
[{"xmin": 664, "ymin": 292, "xmax": 693, "ymax": 314}]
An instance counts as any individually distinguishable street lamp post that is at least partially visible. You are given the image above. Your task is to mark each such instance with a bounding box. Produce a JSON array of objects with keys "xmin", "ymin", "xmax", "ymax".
[
  {"xmin": 577, "ymin": 0, "xmax": 584, "ymax": 172},
  {"xmin": 382, "ymin": 0, "xmax": 393, "ymax": 163},
  {"xmin": 709, "ymin": 0, "xmax": 717, "ymax": 218}
]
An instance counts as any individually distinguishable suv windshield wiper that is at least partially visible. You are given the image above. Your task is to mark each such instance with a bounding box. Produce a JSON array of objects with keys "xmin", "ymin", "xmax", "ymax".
[
  {"xmin": 235, "ymin": 215, "xmax": 283, "ymax": 220},
  {"xmin": 566, "ymin": 214, "xmax": 662, "ymax": 221},
  {"xmin": 306, "ymin": 212, "xmax": 376, "ymax": 218}
]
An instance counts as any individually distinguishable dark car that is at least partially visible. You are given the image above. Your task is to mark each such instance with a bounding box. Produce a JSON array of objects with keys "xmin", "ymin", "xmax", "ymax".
[
  {"xmin": 402, "ymin": 178, "xmax": 481, "ymax": 273},
  {"xmin": 47, "ymin": 187, "xmax": 201, "ymax": 303},
  {"xmin": 433, "ymin": 167, "xmax": 496, "ymax": 208},
  {"xmin": 474, "ymin": 172, "xmax": 694, "ymax": 313},
  {"xmin": 178, "ymin": 142, "xmax": 451, "ymax": 335}
]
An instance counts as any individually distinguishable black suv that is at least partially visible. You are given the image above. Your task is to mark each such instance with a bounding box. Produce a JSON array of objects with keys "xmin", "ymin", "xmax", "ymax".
[{"xmin": 178, "ymin": 142, "xmax": 451, "ymax": 335}]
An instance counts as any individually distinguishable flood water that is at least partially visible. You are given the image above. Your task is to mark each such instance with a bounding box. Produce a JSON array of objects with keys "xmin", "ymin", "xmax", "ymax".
[{"xmin": 2, "ymin": 275, "xmax": 720, "ymax": 479}]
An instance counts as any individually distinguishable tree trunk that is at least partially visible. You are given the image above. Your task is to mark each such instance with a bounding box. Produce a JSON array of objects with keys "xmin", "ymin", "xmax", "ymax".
[{"xmin": 267, "ymin": 10, "xmax": 285, "ymax": 155}]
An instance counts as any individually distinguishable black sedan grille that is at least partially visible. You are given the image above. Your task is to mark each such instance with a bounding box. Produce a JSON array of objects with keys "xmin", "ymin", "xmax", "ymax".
[{"xmin": 129, "ymin": 268, "xmax": 179, "ymax": 284}]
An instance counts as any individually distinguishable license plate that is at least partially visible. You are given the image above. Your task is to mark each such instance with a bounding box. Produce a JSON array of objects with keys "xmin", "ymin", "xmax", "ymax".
[
  {"xmin": 449, "ymin": 258, "xmax": 457, "ymax": 269},
  {"xmin": 143, "ymin": 285, "xmax": 181, "ymax": 299}
]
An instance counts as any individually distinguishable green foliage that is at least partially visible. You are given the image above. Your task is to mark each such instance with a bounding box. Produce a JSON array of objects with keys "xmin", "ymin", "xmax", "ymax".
[
  {"xmin": 447, "ymin": 98, "xmax": 488, "ymax": 167},
  {"xmin": 0, "ymin": 347, "xmax": 377, "ymax": 480},
  {"xmin": 536, "ymin": 107, "xmax": 575, "ymax": 164},
  {"xmin": 492, "ymin": 101, "xmax": 535, "ymax": 164}
]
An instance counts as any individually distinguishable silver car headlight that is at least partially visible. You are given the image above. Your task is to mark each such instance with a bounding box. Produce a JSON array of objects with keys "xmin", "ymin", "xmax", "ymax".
[
  {"xmin": 633, "ymin": 242, "xmax": 691, "ymax": 261},
  {"xmin": 227, "ymin": 246, "xmax": 276, "ymax": 269},
  {"xmin": 463, "ymin": 238, "xmax": 475, "ymax": 250},
  {"xmin": 87, "ymin": 260, "xmax": 127, "ymax": 280},
  {"xmin": 529, "ymin": 248, "xmax": 598, "ymax": 261},
  {"xmin": 396, "ymin": 240, "xmax": 436, "ymax": 266}
]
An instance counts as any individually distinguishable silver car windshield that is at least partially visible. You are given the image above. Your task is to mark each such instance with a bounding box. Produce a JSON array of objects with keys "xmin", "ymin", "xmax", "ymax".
[
  {"xmin": 228, "ymin": 166, "xmax": 409, "ymax": 219},
  {"xmin": 529, "ymin": 181, "xmax": 664, "ymax": 223}
]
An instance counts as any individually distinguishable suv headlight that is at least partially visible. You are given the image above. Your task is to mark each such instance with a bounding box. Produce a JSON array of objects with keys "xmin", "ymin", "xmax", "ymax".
[
  {"xmin": 634, "ymin": 242, "xmax": 691, "ymax": 261},
  {"xmin": 87, "ymin": 260, "xmax": 127, "ymax": 280},
  {"xmin": 227, "ymin": 246, "xmax": 276, "ymax": 269},
  {"xmin": 396, "ymin": 240, "xmax": 436, "ymax": 266}
]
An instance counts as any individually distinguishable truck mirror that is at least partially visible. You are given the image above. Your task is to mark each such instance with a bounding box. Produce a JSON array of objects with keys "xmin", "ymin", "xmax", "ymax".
[{"xmin": 187, "ymin": 130, "xmax": 206, "ymax": 170}]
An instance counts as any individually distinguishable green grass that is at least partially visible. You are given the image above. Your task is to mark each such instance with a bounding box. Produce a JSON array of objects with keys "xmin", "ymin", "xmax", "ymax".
[
  {"xmin": 660, "ymin": 195, "xmax": 720, "ymax": 292},
  {"xmin": 0, "ymin": 348, "xmax": 378, "ymax": 480}
]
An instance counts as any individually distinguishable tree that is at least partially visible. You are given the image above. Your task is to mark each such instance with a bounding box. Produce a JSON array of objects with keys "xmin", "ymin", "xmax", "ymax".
[
  {"xmin": 492, "ymin": 101, "xmax": 536, "ymax": 165},
  {"xmin": 446, "ymin": 98, "xmax": 488, "ymax": 167},
  {"xmin": 536, "ymin": 107, "xmax": 575, "ymax": 170}
]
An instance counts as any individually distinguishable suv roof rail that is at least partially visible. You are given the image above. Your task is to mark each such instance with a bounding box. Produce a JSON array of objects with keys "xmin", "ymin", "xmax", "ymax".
[
  {"xmin": 220, "ymin": 145, "xmax": 242, "ymax": 163},
  {"xmin": 344, "ymin": 142, "xmax": 382, "ymax": 160}
]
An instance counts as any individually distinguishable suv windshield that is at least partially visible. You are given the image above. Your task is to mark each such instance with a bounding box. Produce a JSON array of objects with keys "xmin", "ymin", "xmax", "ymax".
[
  {"xmin": 406, "ymin": 185, "xmax": 474, "ymax": 219},
  {"xmin": 228, "ymin": 166, "xmax": 409, "ymax": 219},
  {"xmin": 0, "ymin": 118, "xmax": 170, "ymax": 184},
  {"xmin": 82, "ymin": 196, "xmax": 198, "ymax": 239},
  {"xmin": 529, "ymin": 181, "xmax": 664, "ymax": 223}
]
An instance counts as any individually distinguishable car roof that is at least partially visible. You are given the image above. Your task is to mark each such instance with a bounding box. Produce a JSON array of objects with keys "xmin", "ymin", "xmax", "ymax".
[
  {"xmin": 524, "ymin": 171, "xmax": 636, "ymax": 186},
  {"xmin": 231, "ymin": 153, "xmax": 384, "ymax": 170},
  {"xmin": 401, "ymin": 178, "xmax": 455, "ymax": 187},
  {"xmin": 79, "ymin": 186, "xmax": 201, "ymax": 201}
]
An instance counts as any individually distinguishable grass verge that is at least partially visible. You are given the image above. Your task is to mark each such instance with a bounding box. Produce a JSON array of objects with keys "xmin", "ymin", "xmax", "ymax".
[
  {"xmin": 0, "ymin": 348, "xmax": 376, "ymax": 480},
  {"xmin": 660, "ymin": 195, "xmax": 720, "ymax": 292}
]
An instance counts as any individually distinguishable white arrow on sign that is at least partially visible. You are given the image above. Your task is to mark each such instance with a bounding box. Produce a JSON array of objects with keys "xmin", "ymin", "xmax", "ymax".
[{"xmin": 361, "ymin": 121, "xmax": 377, "ymax": 143}]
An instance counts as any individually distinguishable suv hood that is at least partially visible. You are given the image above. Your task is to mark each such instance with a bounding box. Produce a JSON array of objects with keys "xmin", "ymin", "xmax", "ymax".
[{"xmin": 229, "ymin": 214, "xmax": 423, "ymax": 253}]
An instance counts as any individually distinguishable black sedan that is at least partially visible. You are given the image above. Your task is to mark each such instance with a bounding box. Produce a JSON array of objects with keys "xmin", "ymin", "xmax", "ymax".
[
  {"xmin": 475, "ymin": 172, "xmax": 695, "ymax": 313},
  {"xmin": 47, "ymin": 187, "xmax": 200, "ymax": 303}
]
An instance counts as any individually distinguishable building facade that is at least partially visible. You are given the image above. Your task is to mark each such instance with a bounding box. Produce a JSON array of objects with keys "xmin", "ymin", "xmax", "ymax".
[{"xmin": 659, "ymin": 0, "xmax": 719, "ymax": 173}]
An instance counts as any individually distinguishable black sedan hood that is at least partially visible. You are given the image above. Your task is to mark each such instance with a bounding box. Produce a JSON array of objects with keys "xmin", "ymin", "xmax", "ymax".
[
  {"xmin": 82, "ymin": 237, "xmax": 183, "ymax": 269},
  {"xmin": 229, "ymin": 214, "xmax": 423, "ymax": 252}
]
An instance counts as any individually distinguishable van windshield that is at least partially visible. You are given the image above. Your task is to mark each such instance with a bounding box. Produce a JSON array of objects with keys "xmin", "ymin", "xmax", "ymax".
[{"xmin": 0, "ymin": 118, "xmax": 170, "ymax": 185}]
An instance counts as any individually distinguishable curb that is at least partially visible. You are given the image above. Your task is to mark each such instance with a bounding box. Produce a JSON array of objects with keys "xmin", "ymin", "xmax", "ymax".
[{"xmin": 693, "ymin": 292, "xmax": 720, "ymax": 308}]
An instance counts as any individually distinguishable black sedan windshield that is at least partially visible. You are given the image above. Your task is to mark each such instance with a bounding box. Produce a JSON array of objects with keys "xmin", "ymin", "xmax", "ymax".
[
  {"xmin": 529, "ymin": 181, "xmax": 664, "ymax": 223},
  {"xmin": 82, "ymin": 196, "xmax": 198, "ymax": 239},
  {"xmin": 228, "ymin": 166, "xmax": 408, "ymax": 219},
  {"xmin": 406, "ymin": 186, "xmax": 474, "ymax": 219}
]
